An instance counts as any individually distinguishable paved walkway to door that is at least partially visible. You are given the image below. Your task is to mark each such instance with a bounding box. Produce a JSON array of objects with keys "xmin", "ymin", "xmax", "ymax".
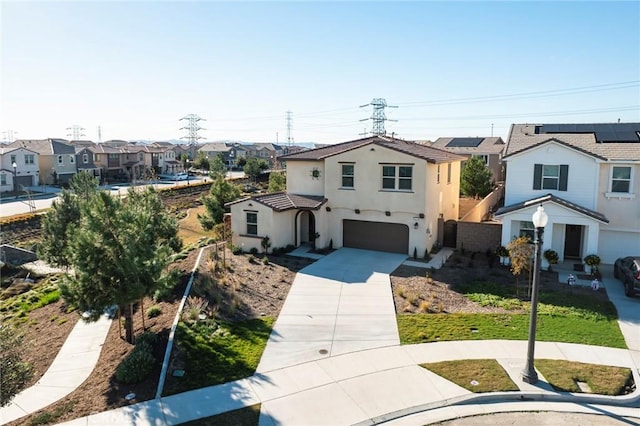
[{"xmin": 256, "ymin": 248, "xmax": 407, "ymax": 372}]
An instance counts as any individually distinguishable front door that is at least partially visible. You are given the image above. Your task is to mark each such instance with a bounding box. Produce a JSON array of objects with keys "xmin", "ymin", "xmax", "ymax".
[{"xmin": 564, "ymin": 224, "xmax": 583, "ymax": 259}]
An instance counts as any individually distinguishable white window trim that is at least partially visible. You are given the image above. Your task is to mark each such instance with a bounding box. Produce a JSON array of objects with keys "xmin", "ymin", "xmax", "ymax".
[
  {"xmin": 380, "ymin": 164, "xmax": 413, "ymax": 192},
  {"xmin": 69, "ymin": 155, "xmax": 75, "ymax": 164},
  {"xmin": 542, "ymin": 164, "xmax": 560, "ymax": 190},
  {"xmin": 436, "ymin": 164, "xmax": 440, "ymax": 184},
  {"xmin": 340, "ymin": 163, "xmax": 355, "ymax": 189},
  {"xmin": 246, "ymin": 211, "xmax": 258, "ymax": 235},
  {"xmin": 57, "ymin": 155, "xmax": 63, "ymax": 164},
  {"xmin": 605, "ymin": 165, "xmax": 636, "ymax": 199},
  {"xmin": 83, "ymin": 154, "xmax": 89, "ymax": 163},
  {"xmin": 25, "ymin": 154, "xmax": 35, "ymax": 165}
]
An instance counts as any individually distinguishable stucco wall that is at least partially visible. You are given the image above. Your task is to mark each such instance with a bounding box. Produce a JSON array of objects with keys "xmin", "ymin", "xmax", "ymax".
[
  {"xmin": 596, "ymin": 163, "xmax": 640, "ymax": 231},
  {"xmin": 285, "ymin": 160, "xmax": 325, "ymax": 195},
  {"xmin": 504, "ymin": 142, "xmax": 598, "ymax": 209}
]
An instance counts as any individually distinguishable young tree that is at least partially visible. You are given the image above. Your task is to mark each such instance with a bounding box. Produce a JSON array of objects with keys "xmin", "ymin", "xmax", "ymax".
[
  {"xmin": 267, "ymin": 171, "xmax": 286, "ymax": 193},
  {"xmin": 198, "ymin": 178, "xmax": 241, "ymax": 230},
  {"xmin": 506, "ymin": 235, "xmax": 534, "ymax": 298},
  {"xmin": 243, "ymin": 157, "xmax": 268, "ymax": 181},
  {"xmin": 460, "ymin": 156, "xmax": 494, "ymax": 199},
  {"xmin": 236, "ymin": 156, "xmax": 247, "ymax": 168},
  {"xmin": 38, "ymin": 172, "xmax": 99, "ymax": 269},
  {"xmin": 0, "ymin": 326, "xmax": 34, "ymax": 407},
  {"xmin": 59, "ymin": 188, "xmax": 181, "ymax": 343},
  {"xmin": 209, "ymin": 154, "xmax": 226, "ymax": 180},
  {"xmin": 193, "ymin": 151, "xmax": 210, "ymax": 171}
]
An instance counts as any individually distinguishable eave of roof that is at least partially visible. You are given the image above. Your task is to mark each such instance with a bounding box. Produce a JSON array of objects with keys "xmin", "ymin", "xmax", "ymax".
[
  {"xmin": 494, "ymin": 193, "xmax": 609, "ymax": 223},
  {"xmin": 279, "ymin": 136, "xmax": 465, "ymax": 163},
  {"xmin": 226, "ymin": 192, "xmax": 327, "ymax": 212}
]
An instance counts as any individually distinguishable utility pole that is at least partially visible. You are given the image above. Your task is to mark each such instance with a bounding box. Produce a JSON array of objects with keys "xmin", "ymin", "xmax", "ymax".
[
  {"xmin": 360, "ymin": 98, "xmax": 397, "ymax": 136},
  {"xmin": 286, "ymin": 111, "xmax": 293, "ymax": 146},
  {"xmin": 179, "ymin": 114, "xmax": 206, "ymax": 144},
  {"xmin": 97, "ymin": 126, "xmax": 103, "ymax": 142},
  {"xmin": 66, "ymin": 125, "xmax": 86, "ymax": 140}
]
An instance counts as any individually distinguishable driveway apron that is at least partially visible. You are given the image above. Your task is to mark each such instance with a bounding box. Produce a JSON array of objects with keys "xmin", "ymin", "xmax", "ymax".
[{"xmin": 257, "ymin": 248, "xmax": 407, "ymax": 372}]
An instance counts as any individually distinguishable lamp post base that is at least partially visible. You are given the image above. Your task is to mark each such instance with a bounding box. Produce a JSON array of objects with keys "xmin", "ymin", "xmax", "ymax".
[{"xmin": 521, "ymin": 369, "xmax": 539, "ymax": 384}]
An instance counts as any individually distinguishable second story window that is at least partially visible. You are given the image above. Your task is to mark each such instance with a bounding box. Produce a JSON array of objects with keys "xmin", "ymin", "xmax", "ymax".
[
  {"xmin": 341, "ymin": 163, "xmax": 354, "ymax": 188},
  {"xmin": 69, "ymin": 155, "xmax": 75, "ymax": 164},
  {"xmin": 611, "ymin": 166, "xmax": 631, "ymax": 193},
  {"xmin": 94, "ymin": 154, "xmax": 100, "ymax": 162},
  {"xmin": 10, "ymin": 155, "xmax": 16, "ymax": 165},
  {"xmin": 447, "ymin": 163, "xmax": 452, "ymax": 184},
  {"xmin": 139, "ymin": 153, "xmax": 144, "ymax": 161},
  {"xmin": 83, "ymin": 154, "xmax": 89, "ymax": 163},
  {"xmin": 381, "ymin": 165, "xmax": 413, "ymax": 191},
  {"xmin": 246, "ymin": 212, "xmax": 258, "ymax": 235},
  {"xmin": 533, "ymin": 164, "xmax": 568, "ymax": 191},
  {"xmin": 25, "ymin": 154, "xmax": 35, "ymax": 165},
  {"xmin": 436, "ymin": 164, "xmax": 441, "ymax": 184},
  {"xmin": 57, "ymin": 155, "xmax": 63, "ymax": 165}
]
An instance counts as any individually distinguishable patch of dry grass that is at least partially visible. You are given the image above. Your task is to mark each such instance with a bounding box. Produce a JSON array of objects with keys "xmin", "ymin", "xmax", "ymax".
[
  {"xmin": 177, "ymin": 205, "xmax": 218, "ymax": 245},
  {"xmin": 421, "ymin": 359, "xmax": 518, "ymax": 393},
  {"xmin": 536, "ymin": 359, "xmax": 634, "ymax": 395}
]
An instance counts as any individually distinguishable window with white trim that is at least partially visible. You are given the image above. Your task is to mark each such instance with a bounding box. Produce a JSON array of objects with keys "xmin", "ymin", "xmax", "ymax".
[
  {"xmin": 0, "ymin": 174, "xmax": 6, "ymax": 185},
  {"xmin": 69, "ymin": 155, "xmax": 75, "ymax": 164},
  {"xmin": 436, "ymin": 164, "xmax": 440, "ymax": 184},
  {"xmin": 83, "ymin": 153, "xmax": 89, "ymax": 163},
  {"xmin": 341, "ymin": 163, "xmax": 354, "ymax": 188},
  {"xmin": 57, "ymin": 155, "xmax": 63, "ymax": 164},
  {"xmin": 611, "ymin": 166, "xmax": 631, "ymax": 193},
  {"xmin": 10, "ymin": 155, "xmax": 16, "ymax": 165},
  {"xmin": 246, "ymin": 212, "xmax": 258, "ymax": 235},
  {"xmin": 533, "ymin": 164, "xmax": 568, "ymax": 191},
  {"xmin": 25, "ymin": 154, "xmax": 35, "ymax": 165},
  {"xmin": 139, "ymin": 153, "xmax": 144, "ymax": 161},
  {"xmin": 381, "ymin": 165, "xmax": 412, "ymax": 191},
  {"xmin": 519, "ymin": 221, "xmax": 534, "ymax": 241}
]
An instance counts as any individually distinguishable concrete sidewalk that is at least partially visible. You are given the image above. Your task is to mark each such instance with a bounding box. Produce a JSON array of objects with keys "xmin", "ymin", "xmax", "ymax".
[
  {"xmin": 0, "ymin": 314, "xmax": 112, "ymax": 424},
  {"xmin": 55, "ymin": 340, "xmax": 640, "ymax": 425}
]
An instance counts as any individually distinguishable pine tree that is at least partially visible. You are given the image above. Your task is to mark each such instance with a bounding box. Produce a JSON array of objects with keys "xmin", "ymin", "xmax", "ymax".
[
  {"xmin": 198, "ymin": 178, "xmax": 241, "ymax": 230},
  {"xmin": 460, "ymin": 156, "xmax": 494, "ymax": 199},
  {"xmin": 267, "ymin": 172, "xmax": 286, "ymax": 193}
]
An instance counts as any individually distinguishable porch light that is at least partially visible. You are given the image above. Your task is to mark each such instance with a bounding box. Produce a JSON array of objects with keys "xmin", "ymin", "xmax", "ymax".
[
  {"xmin": 521, "ymin": 204, "xmax": 548, "ymax": 384},
  {"xmin": 413, "ymin": 222, "xmax": 419, "ymax": 229}
]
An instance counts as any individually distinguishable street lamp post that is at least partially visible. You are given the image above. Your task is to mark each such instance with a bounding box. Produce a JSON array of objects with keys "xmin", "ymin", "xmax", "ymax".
[
  {"xmin": 12, "ymin": 162, "xmax": 18, "ymax": 199},
  {"xmin": 521, "ymin": 205, "xmax": 549, "ymax": 384}
]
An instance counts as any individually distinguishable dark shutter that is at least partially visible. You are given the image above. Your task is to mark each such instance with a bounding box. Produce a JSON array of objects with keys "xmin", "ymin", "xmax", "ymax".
[
  {"xmin": 559, "ymin": 165, "xmax": 569, "ymax": 191},
  {"xmin": 533, "ymin": 164, "xmax": 542, "ymax": 190}
]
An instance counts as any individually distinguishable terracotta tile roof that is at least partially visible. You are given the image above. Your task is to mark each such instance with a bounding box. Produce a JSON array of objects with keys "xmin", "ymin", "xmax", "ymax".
[
  {"xmin": 279, "ymin": 136, "xmax": 465, "ymax": 164},
  {"xmin": 505, "ymin": 123, "xmax": 640, "ymax": 161},
  {"xmin": 494, "ymin": 193, "xmax": 609, "ymax": 223},
  {"xmin": 226, "ymin": 192, "xmax": 327, "ymax": 212}
]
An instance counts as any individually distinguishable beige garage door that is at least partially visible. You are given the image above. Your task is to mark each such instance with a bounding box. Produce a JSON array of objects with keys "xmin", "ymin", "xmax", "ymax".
[{"xmin": 343, "ymin": 220, "xmax": 409, "ymax": 254}]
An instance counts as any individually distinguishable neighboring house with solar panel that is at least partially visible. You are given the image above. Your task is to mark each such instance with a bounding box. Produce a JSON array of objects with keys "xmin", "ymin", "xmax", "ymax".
[
  {"xmin": 226, "ymin": 135, "xmax": 464, "ymax": 255},
  {"xmin": 429, "ymin": 137, "xmax": 505, "ymax": 182},
  {"xmin": 494, "ymin": 122, "xmax": 640, "ymax": 265}
]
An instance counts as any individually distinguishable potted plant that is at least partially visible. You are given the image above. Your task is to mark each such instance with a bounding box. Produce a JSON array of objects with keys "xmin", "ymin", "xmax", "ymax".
[
  {"xmin": 543, "ymin": 249, "xmax": 559, "ymax": 271},
  {"xmin": 584, "ymin": 254, "xmax": 601, "ymax": 276},
  {"xmin": 496, "ymin": 246, "xmax": 509, "ymax": 265}
]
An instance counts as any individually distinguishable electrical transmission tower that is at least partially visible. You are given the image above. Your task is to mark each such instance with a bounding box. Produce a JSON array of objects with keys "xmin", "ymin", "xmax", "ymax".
[
  {"xmin": 66, "ymin": 125, "xmax": 86, "ymax": 140},
  {"xmin": 2, "ymin": 130, "xmax": 18, "ymax": 143},
  {"xmin": 180, "ymin": 114, "xmax": 206, "ymax": 143},
  {"xmin": 285, "ymin": 110, "xmax": 293, "ymax": 146},
  {"xmin": 360, "ymin": 98, "xmax": 397, "ymax": 136}
]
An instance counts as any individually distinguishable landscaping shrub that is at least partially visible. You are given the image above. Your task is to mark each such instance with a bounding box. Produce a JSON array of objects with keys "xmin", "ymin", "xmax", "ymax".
[
  {"xmin": 146, "ymin": 305, "xmax": 162, "ymax": 318},
  {"xmin": 115, "ymin": 342, "xmax": 155, "ymax": 384},
  {"xmin": 249, "ymin": 247, "xmax": 259, "ymax": 255}
]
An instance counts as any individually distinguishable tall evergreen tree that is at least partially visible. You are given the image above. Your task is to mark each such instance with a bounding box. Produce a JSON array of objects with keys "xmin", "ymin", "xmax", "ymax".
[
  {"xmin": 460, "ymin": 156, "xmax": 494, "ymax": 199},
  {"xmin": 267, "ymin": 172, "xmax": 286, "ymax": 193},
  {"xmin": 198, "ymin": 178, "xmax": 241, "ymax": 230},
  {"xmin": 59, "ymin": 187, "xmax": 181, "ymax": 343},
  {"xmin": 209, "ymin": 154, "xmax": 227, "ymax": 180}
]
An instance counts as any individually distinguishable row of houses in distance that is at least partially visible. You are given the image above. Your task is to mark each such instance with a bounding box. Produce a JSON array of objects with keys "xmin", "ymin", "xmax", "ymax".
[{"xmin": 0, "ymin": 139, "xmax": 293, "ymax": 191}]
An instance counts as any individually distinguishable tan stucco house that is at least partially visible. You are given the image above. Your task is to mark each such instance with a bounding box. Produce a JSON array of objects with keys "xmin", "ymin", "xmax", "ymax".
[{"xmin": 227, "ymin": 136, "xmax": 464, "ymax": 256}]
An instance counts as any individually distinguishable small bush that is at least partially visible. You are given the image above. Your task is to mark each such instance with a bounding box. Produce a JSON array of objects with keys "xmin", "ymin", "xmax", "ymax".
[
  {"xmin": 285, "ymin": 244, "xmax": 295, "ymax": 253},
  {"xmin": 146, "ymin": 305, "xmax": 162, "ymax": 318},
  {"xmin": 262, "ymin": 256, "xmax": 270, "ymax": 265},
  {"xmin": 135, "ymin": 331, "xmax": 158, "ymax": 347},
  {"xmin": 231, "ymin": 245, "xmax": 242, "ymax": 255},
  {"xmin": 115, "ymin": 343, "xmax": 155, "ymax": 384},
  {"xmin": 249, "ymin": 247, "xmax": 259, "ymax": 255}
]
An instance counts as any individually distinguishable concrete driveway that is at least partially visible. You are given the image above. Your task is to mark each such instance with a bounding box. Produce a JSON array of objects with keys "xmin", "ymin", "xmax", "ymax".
[{"xmin": 257, "ymin": 248, "xmax": 407, "ymax": 372}]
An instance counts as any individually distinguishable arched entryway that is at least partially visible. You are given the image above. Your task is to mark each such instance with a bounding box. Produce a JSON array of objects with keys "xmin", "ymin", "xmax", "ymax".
[{"xmin": 294, "ymin": 210, "xmax": 316, "ymax": 247}]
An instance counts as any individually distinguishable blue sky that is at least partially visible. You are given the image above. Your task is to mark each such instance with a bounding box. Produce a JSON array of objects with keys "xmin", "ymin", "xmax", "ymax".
[{"xmin": 1, "ymin": 1, "xmax": 639, "ymax": 144}]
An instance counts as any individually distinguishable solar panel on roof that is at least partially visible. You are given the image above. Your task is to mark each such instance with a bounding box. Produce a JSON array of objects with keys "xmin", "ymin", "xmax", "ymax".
[
  {"xmin": 540, "ymin": 123, "xmax": 640, "ymax": 143},
  {"xmin": 446, "ymin": 137, "xmax": 484, "ymax": 148}
]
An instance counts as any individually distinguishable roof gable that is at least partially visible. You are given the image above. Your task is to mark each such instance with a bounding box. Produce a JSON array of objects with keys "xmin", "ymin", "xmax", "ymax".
[
  {"xmin": 280, "ymin": 136, "xmax": 465, "ymax": 164},
  {"xmin": 494, "ymin": 193, "xmax": 609, "ymax": 223}
]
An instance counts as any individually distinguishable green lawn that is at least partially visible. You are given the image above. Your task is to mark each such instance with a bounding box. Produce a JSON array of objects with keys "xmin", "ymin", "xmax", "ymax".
[
  {"xmin": 398, "ymin": 313, "xmax": 626, "ymax": 348},
  {"xmin": 399, "ymin": 280, "xmax": 627, "ymax": 349},
  {"xmin": 163, "ymin": 317, "xmax": 274, "ymax": 396}
]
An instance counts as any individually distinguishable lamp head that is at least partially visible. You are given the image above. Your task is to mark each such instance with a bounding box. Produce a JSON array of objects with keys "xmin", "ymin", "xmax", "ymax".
[
  {"xmin": 12, "ymin": 162, "xmax": 17, "ymax": 170},
  {"xmin": 532, "ymin": 205, "xmax": 548, "ymax": 228}
]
